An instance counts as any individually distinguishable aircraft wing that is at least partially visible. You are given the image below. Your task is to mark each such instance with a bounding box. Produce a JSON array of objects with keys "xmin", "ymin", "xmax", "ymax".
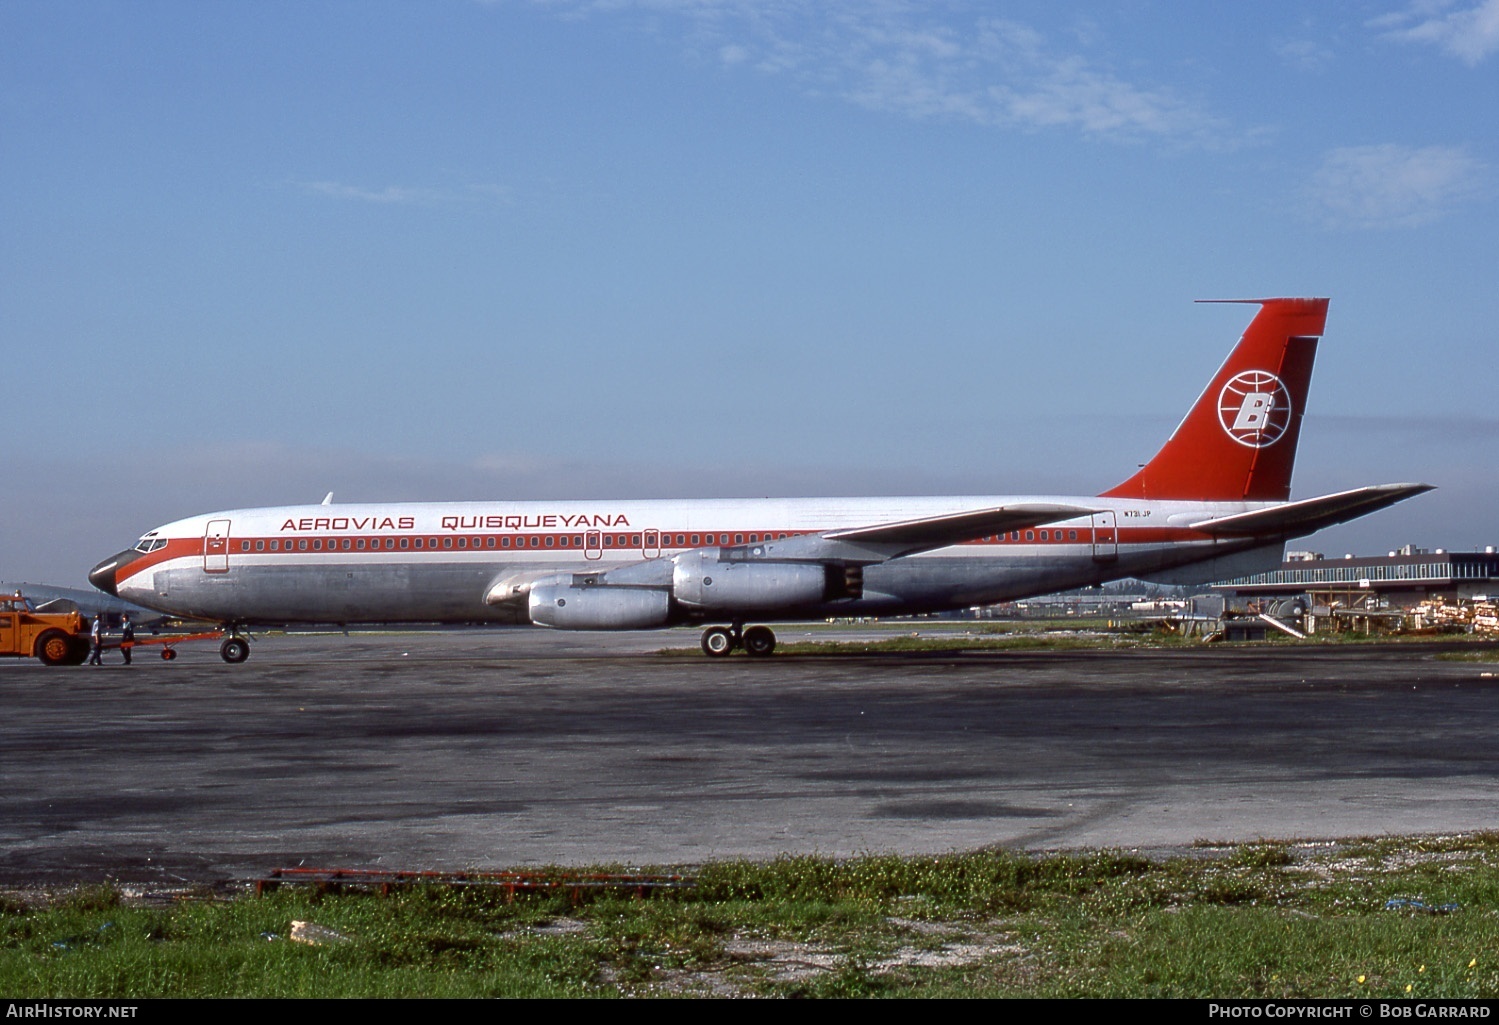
[
  {"xmin": 1188, "ymin": 483, "xmax": 1434, "ymax": 538},
  {"xmin": 823, "ymin": 503, "xmax": 1097, "ymax": 557}
]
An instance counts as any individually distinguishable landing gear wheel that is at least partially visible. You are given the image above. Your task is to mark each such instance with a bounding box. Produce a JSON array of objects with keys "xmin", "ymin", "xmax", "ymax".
[
  {"xmin": 743, "ymin": 625, "xmax": 777, "ymax": 657},
  {"xmin": 220, "ymin": 637, "xmax": 250, "ymax": 664},
  {"xmin": 161, "ymin": 647, "xmax": 178, "ymax": 661},
  {"xmin": 701, "ymin": 626, "xmax": 735, "ymax": 658},
  {"xmin": 36, "ymin": 630, "xmax": 73, "ymax": 666}
]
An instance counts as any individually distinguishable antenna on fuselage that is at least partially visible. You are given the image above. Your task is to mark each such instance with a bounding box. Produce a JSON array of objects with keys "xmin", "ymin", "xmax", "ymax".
[{"xmin": 321, "ymin": 492, "xmax": 334, "ymax": 506}]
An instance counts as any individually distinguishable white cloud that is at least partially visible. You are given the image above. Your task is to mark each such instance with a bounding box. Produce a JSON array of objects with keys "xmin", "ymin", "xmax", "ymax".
[
  {"xmin": 528, "ymin": 1, "xmax": 1234, "ymax": 146},
  {"xmin": 985, "ymin": 57, "xmax": 1214, "ymax": 140},
  {"xmin": 292, "ymin": 180, "xmax": 513, "ymax": 206},
  {"xmin": 1306, "ymin": 144, "xmax": 1485, "ymax": 228},
  {"xmin": 295, "ymin": 180, "xmax": 447, "ymax": 204},
  {"xmin": 1375, "ymin": 0, "xmax": 1499, "ymax": 65},
  {"xmin": 1275, "ymin": 38, "xmax": 1335, "ymax": 71}
]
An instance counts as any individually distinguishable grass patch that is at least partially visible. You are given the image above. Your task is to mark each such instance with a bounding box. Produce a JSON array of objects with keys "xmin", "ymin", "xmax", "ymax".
[
  {"xmin": 6, "ymin": 835, "xmax": 1499, "ymax": 997},
  {"xmin": 1436, "ymin": 648, "xmax": 1499, "ymax": 662}
]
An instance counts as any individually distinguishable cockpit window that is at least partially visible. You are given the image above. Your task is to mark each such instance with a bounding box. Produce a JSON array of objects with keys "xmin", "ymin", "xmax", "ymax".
[{"xmin": 134, "ymin": 533, "xmax": 167, "ymax": 554}]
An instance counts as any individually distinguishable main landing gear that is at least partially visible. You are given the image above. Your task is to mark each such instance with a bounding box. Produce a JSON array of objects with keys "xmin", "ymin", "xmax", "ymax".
[{"xmin": 700, "ymin": 623, "xmax": 777, "ymax": 658}]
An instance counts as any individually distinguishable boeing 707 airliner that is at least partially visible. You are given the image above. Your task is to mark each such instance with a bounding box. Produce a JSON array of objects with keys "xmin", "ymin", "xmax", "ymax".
[{"xmin": 89, "ymin": 298, "xmax": 1430, "ymax": 662}]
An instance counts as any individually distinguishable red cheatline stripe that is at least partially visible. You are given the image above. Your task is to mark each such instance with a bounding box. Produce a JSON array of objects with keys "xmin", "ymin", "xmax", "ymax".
[{"xmin": 117, "ymin": 524, "xmax": 1215, "ymax": 585}]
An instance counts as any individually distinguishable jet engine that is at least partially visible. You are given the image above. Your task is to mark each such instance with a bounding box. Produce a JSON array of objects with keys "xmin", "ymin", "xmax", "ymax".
[
  {"xmin": 528, "ymin": 581, "xmax": 671, "ymax": 630},
  {"xmin": 670, "ymin": 551, "xmax": 832, "ymax": 612},
  {"xmin": 523, "ymin": 548, "xmax": 864, "ymax": 630}
]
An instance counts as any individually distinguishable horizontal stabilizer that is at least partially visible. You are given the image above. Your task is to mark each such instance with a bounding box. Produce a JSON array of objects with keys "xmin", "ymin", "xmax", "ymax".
[
  {"xmin": 826, "ymin": 503, "xmax": 1096, "ymax": 555},
  {"xmin": 1188, "ymin": 483, "xmax": 1434, "ymax": 537}
]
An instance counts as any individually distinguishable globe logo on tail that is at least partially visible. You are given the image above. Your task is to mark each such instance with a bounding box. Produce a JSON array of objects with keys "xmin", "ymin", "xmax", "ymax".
[{"xmin": 1218, "ymin": 370, "xmax": 1292, "ymax": 448}]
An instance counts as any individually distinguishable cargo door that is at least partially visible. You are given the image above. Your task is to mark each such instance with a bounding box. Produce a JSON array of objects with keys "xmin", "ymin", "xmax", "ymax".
[
  {"xmin": 1091, "ymin": 511, "xmax": 1118, "ymax": 562},
  {"xmin": 204, "ymin": 519, "xmax": 231, "ymax": 573}
]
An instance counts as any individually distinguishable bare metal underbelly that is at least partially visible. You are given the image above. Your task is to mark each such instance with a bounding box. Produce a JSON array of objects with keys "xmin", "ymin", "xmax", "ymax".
[{"xmin": 136, "ymin": 538, "xmax": 1267, "ymax": 625}]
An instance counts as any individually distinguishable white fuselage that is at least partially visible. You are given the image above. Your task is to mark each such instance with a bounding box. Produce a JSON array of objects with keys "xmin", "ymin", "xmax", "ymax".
[{"xmin": 102, "ymin": 494, "xmax": 1280, "ymax": 626}]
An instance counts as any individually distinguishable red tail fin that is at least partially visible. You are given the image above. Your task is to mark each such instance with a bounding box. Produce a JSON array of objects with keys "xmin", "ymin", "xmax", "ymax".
[{"xmin": 1100, "ymin": 298, "xmax": 1328, "ymax": 502}]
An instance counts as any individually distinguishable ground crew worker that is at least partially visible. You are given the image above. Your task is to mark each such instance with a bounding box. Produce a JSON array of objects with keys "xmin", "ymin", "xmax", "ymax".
[
  {"xmin": 121, "ymin": 613, "xmax": 134, "ymax": 665},
  {"xmin": 88, "ymin": 615, "xmax": 105, "ymax": 666}
]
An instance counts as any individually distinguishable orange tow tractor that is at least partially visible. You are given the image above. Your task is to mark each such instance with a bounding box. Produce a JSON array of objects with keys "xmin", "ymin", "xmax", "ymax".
[{"xmin": 0, "ymin": 592, "xmax": 91, "ymax": 666}]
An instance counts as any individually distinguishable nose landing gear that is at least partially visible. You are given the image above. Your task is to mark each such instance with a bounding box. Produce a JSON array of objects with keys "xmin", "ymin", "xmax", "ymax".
[
  {"xmin": 220, "ymin": 631, "xmax": 250, "ymax": 664},
  {"xmin": 700, "ymin": 623, "xmax": 777, "ymax": 658}
]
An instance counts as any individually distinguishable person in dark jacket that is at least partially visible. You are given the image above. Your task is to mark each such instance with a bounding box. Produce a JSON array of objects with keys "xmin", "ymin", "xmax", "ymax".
[{"xmin": 121, "ymin": 614, "xmax": 134, "ymax": 665}]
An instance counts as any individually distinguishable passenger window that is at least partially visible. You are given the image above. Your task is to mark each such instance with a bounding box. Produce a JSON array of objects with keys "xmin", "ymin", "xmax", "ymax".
[
  {"xmin": 545, "ymin": 536, "xmax": 555, "ymax": 548},
  {"xmin": 256, "ymin": 540, "xmax": 265, "ymax": 552},
  {"xmin": 690, "ymin": 534, "xmax": 700, "ymax": 545},
  {"xmin": 241, "ymin": 541, "xmax": 251, "ymax": 552},
  {"xmin": 299, "ymin": 540, "xmax": 308, "ymax": 551},
  {"xmin": 1025, "ymin": 531, "xmax": 1034, "ymax": 541},
  {"xmin": 400, "ymin": 538, "xmax": 409, "ymax": 550}
]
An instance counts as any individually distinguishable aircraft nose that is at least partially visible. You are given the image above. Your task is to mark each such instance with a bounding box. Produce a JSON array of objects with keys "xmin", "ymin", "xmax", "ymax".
[{"xmin": 89, "ymin": 550, "xmax": 137, "ymax": 597}]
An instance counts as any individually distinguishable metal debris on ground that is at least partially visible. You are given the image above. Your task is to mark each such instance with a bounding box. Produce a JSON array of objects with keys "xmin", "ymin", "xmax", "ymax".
[{"xmin": 1414, "ymin": 600, "xmax": 1499, "ymax": 634}]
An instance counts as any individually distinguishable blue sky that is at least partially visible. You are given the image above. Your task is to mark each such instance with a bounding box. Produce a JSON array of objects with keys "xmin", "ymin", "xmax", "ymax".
[{"xmin": 3, "ymin": 0, "xmax": 1496, "ymax": 584}]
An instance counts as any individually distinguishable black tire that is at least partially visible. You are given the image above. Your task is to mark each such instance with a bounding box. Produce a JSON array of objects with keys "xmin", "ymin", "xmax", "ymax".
[
  {"xmin": 743, "ymin": 625, "xmax": 776, "ymax": 657},
  {"xmin": 701, "ymin": 627, "xmax": 735, "ymax": 658},
  {"xmin": 161, "ymin": 647, "xmax": 178, "ymax": 661},
  {"xmin": 220, "ymin": 638, "xmax": 250, "ymax": 664},
  {"xmin": 36, "ymin": 630, "xmax": 74, "ymax": 666},
  {"xmin": 66, "ymin": 637, "xmax": 91, "ymax": 666}
]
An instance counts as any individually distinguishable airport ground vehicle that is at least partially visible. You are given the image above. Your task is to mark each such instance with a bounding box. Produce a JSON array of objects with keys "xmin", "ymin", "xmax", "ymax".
[{"xmin": 0, "ymin": 592, "xmax": 90, "ymax": 666}]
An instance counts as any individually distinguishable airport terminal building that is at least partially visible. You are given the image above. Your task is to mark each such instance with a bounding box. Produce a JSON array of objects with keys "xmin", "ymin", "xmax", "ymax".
[{"xmin": 1216, "ymin": 545, "xmax": 1499, "ymax": 608}]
